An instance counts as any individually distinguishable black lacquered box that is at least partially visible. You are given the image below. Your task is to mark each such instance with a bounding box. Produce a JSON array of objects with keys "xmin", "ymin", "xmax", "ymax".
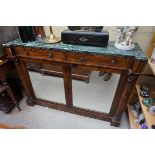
[{"xmin": 61, "ymin": 30, "xmax": 109, "ymax": 47}]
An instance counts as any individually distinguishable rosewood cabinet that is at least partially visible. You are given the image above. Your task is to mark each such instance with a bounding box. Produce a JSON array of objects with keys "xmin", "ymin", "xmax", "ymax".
[{"xmin": 4, "ymin": 39, "xmax": 147, "ymax": 127}]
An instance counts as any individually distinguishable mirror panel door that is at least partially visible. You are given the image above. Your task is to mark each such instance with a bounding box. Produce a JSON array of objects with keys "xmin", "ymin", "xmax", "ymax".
[
  {"xmin": 25, "ymin": 61, "xmax": 66, "ymax": 104},
  {"xmin": 72, "ymin": 68, "xmax": 120, "ymax": 113}
]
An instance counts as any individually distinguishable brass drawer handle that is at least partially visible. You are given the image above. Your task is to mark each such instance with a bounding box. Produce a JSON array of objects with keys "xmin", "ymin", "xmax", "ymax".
[
  {"xmin": 111, "ymin": 59, "xmax": 116, "ymax": 65},
  {"xmin": 31, "ymin": 49, "xmax": 36, "ymax": 52},
  {"xmin": 0, "ymin": 59, "xmax": 3, "ymax": 63},
  {"xmin": 80, "ymin": 57, "xmax": 85, "ymax": 63},
  {"xmin": 48, "ymin": 53, "xmax": 53, "ymax": 58}
]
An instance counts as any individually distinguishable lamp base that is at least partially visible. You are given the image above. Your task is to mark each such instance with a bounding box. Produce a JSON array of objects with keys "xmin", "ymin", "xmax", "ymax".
[
  {"xmin": 43, "ymin": 34, "xmax": 61, "ymax": 44},
  {"xmin": 115, "ymin": 42, "xmax": 135, "ymax": 50}
]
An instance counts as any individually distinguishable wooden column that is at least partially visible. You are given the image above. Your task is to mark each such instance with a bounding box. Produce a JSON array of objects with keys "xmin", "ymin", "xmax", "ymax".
[
  {"xmin": 19, "ymin": 59, "xmax": 36, "ymax": 105},
  {"xmin": 63, "ymin": 63, "xmax": 73, "ymax": 108},
  {"xmin": 109, "ymin": 71, "xmax": 128, "ymax": 117},
  {"xmin": 110, "ymin": 70, "xmax": 133, "ymax": 126},
  {"xmin": 11, "ymin": 56, "xmax": 36, "ymax": 106},
  {"xmin": 110, "ymin": 60, "xmax": 147, "ymax": 126}
]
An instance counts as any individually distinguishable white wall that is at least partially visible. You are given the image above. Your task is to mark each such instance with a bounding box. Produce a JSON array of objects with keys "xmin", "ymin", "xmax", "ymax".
[{"xmin": 44, "ymin": 26, "xmax": 155, "ymax": 53}]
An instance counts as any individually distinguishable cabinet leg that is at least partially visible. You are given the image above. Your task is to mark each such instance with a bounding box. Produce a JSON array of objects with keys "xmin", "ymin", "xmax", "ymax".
[
  {"xmin": 15, "ymin": 103, "xmax": 21, "ymax": 111},
  {"xmin": 26, "ymin": 97, "xmax": 35, "ymax": 106},
  {"xmin": 63, "ymin": 64, "xmax": 73, "ymax": 108},
  {"xmin": 110, "ymin": 117, "xmax": 120, "ymax": 127}
]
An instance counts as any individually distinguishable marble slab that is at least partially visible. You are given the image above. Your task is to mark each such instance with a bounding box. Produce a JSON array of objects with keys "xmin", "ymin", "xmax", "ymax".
[{"xmin": 4, "ymin": 39, "xmax": 147, "ymax": 61}]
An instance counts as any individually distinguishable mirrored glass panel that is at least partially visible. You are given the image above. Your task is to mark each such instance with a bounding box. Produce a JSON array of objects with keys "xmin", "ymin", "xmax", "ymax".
[
  {"xmin": 72, "ymin": 69, "xmax": 120, "ymax": 113},
  {"xmin": 25, "ymin": 61, "xmax": 66, "ymax": 104}
]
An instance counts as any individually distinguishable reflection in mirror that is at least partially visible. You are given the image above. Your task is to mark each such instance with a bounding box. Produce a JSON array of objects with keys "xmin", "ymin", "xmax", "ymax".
[
  {"xmin": 72, "ymin": 70, "xmax": 120, "ymax": 113},
  {"xmin": 25, "ymin": 61, "xmax": 66, "ymax": 104}
]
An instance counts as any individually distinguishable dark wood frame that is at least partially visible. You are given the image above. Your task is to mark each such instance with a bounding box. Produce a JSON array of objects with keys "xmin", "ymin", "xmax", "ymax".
[
  {"xmin": 27, "ymin": 62, "xmax": 91, "ymax": 83},
  {"xmin": 4, "ymin": 46, "xmax": 147, "ymax": 127}
]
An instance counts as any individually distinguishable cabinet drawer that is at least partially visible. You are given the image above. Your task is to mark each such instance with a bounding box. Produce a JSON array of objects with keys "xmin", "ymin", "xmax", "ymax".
[
  {"xmin": 15, "ymin": 47, "xmax": 65, "ymax": 61},
  {"xmin": 43, "ymin": 62, "xmax": 62, "ymax": 72},
  {"xmin": 66, "ymin": 52, "xmax": 133, "ymax": 69}
]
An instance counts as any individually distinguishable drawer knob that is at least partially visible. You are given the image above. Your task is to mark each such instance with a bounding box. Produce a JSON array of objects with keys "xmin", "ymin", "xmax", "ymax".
[
  {"xmin": 111, "ymin": 60, "xmax": 116, "ymax": 65},
  {"xmin": 31, "ymin": 49, "xmax": 36, "ymax": 52},
  {"xmin": 80, "ymin": 57, "xmax": 85, "ymax": 63},
  {"xmin": 48, "ymin": 53, "xmax": 53, "ymax": 58},
  {"xmin": 25, "ymin": 51, "xmax": 29, "ymax": 56}
]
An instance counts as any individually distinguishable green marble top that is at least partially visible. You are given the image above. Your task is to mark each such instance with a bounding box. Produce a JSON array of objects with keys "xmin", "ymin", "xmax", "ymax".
[{"xmin": 4, "ymin": 39, "xmax": 147, "ymax": 61}]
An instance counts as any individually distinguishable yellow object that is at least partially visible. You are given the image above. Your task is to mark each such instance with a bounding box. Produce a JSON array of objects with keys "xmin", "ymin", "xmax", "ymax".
[
  {"xmin": 43, "ymin": 26, "xmax": 61, "ymax": 44},
  {"xmin": 146, "ymin": 32, "xmax": 155, "ymax": 58}
]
